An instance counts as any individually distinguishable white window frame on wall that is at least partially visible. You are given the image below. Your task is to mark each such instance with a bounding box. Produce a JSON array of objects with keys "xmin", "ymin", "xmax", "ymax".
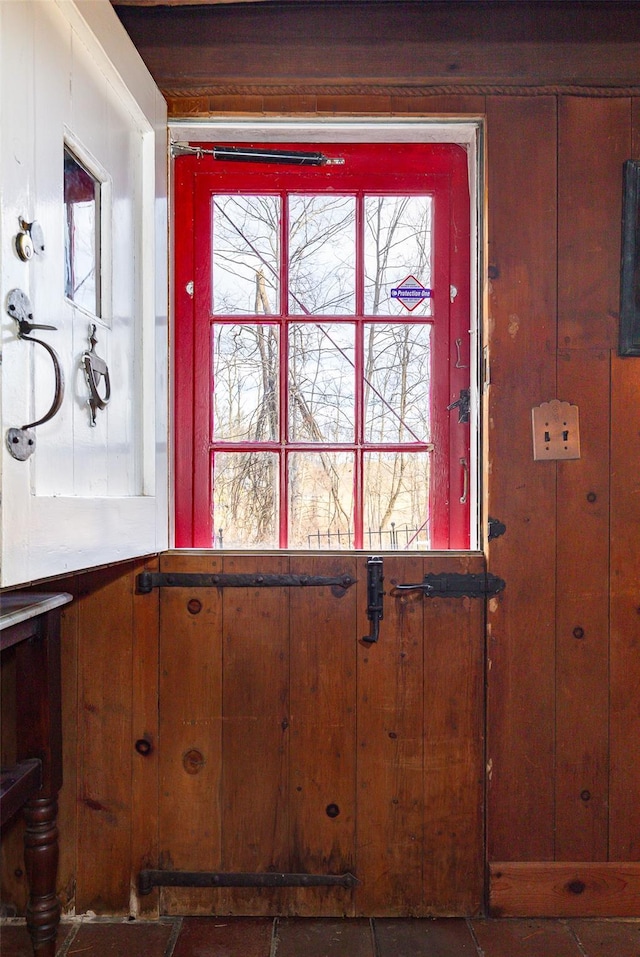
[{"xmin": 168, "ymin": 117, "xmax": 484, "ymax": 550}]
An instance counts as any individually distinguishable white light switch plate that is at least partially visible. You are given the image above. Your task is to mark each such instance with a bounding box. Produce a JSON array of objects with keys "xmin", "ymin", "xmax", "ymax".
[{"xmin": 532, "ymin": 399, "xmax": 580, "ymax": 460}]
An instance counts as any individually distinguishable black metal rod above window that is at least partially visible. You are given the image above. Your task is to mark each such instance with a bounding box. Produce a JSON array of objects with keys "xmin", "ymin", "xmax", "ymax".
[{"xmin": 172, "ymin": 143, "xmax": 344, "ymax": 166}]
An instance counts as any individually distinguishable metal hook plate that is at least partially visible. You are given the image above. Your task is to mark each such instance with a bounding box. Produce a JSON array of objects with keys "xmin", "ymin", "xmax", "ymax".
[
  {"xmin": 6, "ymin": 428, "xmax": 37, "ymax": 461},
  {"xmin": 15, "ymin": 219, "xmax": 45, "ymax": 261}
]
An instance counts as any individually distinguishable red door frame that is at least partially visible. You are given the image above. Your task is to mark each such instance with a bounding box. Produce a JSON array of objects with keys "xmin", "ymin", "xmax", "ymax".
[{"xmin": 174, "ymin": 142, "xmax": 471, "ymax": 549}]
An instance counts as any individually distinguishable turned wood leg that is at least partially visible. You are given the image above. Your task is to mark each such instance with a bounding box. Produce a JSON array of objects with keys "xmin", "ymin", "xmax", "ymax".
[{"xmin": 23, "ymin": 796, "xmax": 60, "ymax": 957}]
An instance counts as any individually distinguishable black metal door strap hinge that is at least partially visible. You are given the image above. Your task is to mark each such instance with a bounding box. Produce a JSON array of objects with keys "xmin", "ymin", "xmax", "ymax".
[
  {"xmin": 138, "ymin": 870, "xmax": 359, "ymax": 895},
  {"xmin": 392, "ymin": 572, "xmax": 506, "ymax": 599},
  {"xmin": 136, "ymin": 571, "xmax": 356, "ymax": 594}
]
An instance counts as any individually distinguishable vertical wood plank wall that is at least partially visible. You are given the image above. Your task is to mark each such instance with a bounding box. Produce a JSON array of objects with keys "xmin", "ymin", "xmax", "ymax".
[{"xmin": 3, "ymin": 6, "xmax": 640, "ymax": 918}]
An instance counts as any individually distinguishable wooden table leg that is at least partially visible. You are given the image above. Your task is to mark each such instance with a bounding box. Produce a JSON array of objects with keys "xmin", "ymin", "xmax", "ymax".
[
  {"xmin": 23, "ymin": 796, "xmax": 60, "ymax": 957},
  {"xmin": 15, "ymin": 608, "xmax": 64, "ymax": 957}
]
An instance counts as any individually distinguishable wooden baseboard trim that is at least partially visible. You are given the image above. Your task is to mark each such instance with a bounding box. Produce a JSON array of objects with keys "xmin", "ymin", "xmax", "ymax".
[{"xmin": 490, "ymin": 862, "xmax": 640, "ymax": 917}]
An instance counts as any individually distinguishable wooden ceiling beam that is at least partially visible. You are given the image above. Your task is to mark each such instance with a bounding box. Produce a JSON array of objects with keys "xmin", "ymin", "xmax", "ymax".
[{"xmin": 113, "ymin": 1, "xmax": 640, "ymax": 97}]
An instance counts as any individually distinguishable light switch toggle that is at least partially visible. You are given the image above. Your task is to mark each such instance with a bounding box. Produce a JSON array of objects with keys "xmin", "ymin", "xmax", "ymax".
[{"xmin": 532, "ymin": 399, "xmax": 580, "ymax": 460}]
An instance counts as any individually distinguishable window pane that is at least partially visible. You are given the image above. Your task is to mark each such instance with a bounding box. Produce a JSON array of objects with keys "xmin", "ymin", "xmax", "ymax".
[
  {"xmin": 288, "ymin": 195, "xmax": 355, "ymax": 315},
  {"xmin": 64, "ymin": 147, "xmax": 100, "ymax": 315},
  {"xmin": 213, "ymin": 451, "xmax": 278, "ymax": 548},
  {"xmin": 364, "ymin": 451, "xmax": 431, "ymax": 549},
  {"xmin": 289, "ymin": 451, "xmax": 354, "ymax": 548},
  {"xmin": 364, "ymin": 195, "xmax": 433, "ymax": 316},
  {"xmin": 213, "ymin": 324, "xmax": 279, "ymax": 441},
  {"xmin": 288, "ymin": 323, "xmax": 354, "ymax": 442},
  {"xmin": 364, "ymin": 323, "xmax": 431, "ymax": 443},
  {"xmin": 212, "ymin": 195, "xmax": 280, "ymax": 315}
]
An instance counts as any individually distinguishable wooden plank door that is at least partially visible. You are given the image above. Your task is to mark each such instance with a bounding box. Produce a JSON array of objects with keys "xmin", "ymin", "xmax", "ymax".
[
  {"xmin": 157, "ymin": 549, "xmax": 485, "ymax": 917},
  {"xmin": 162, "ymin": 135, "xmax": 484, "ymax": 916}
]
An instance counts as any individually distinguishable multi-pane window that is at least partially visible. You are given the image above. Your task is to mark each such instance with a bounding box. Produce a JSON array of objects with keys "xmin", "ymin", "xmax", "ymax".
[{"xmin": 176, "ymin": 143, "xmax": 472, "ymax": 550}]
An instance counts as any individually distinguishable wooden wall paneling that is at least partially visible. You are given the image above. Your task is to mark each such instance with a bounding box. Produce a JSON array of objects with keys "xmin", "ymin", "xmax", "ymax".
[
  {"xmin": 421, "ymin": 554, "xmax": 485, "ymax": 916},
  {"xmin": 557, "ymin": 98, "xmax": 630, "ymax": 351},
  {"xmin": 164, "ymin": 93, "xmax": 488, "ymax": 121},
  {"xmin": 131, "ymin": 557, "xmax": 161, "ymax": 917},
  {"xmin": 485, "ymin": 96, "xmax": 558, "ymax": 862},
  {"xmin": 489, "ymin": 861, "xmax": 640, "ymax": 917},
  {"xmin": 114, "ymin": 4, "xmax": 640, "ymax": 95},
  {"xmin": 218, "ymin": 554, "xmax": 290, "ymax": 915},
  {"xmin": 553, "ymin": 350, "xmax": 610, "ymax": 860},
  {"xmin": 166, "ymin": 95, "xmax": 210, "ymax": 117},
  {"xmin": 75, "ymin": 564, "xmax": 139, "ymax": 913},
  {"xmin": 554, "ymin": 96, "xmax": 629, "ymax": 862},
  {"xmin": 157, "ymin": 552, "xmax": 223, "ymax": 914},
  {"xmin": 288, "ymin": 555, "xmax": 358, "ymax": 917},
  {"xmin": 200, "ymin": 95, "xmax": 265, "ymax": 116},
  {"xmin": 609, "ymin": 354, "xmax": 640, "ymax": 861},
  {"xmin": 315, "ymin": 95, "xmax": 393, "ymax": 115},
  {"xmin": 355, "ymin": 555, "xmax": 424, "ymax": 916},
  {"xmin": 611, "ymin": 97, "xmax": 640, "ymax": 855},
  {"xmin": 389, "ymin": 95, "xmax": 486, "ymax": 117},
  {"xmin": 261, "ymin": 95, "xmax": 318, "ymax": 115}
]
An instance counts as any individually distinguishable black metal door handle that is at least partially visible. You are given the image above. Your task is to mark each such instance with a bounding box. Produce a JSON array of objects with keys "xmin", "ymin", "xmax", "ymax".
[{"xmin": 5, "ymin": 289, "xmax": 65, "ymax": 461}]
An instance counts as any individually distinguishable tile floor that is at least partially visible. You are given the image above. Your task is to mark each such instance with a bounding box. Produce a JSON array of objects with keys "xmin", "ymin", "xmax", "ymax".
[{"xmin": 2, "ymin": 916, "xmax": 640, "ymax": 957}]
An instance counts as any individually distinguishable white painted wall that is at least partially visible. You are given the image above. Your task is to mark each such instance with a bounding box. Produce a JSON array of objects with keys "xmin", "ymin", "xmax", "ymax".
[{"xmin": 0, "ymin": 0, "xmax": 168, "ymax": 587}]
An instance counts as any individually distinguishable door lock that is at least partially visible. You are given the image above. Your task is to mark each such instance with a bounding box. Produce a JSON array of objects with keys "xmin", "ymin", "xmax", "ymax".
[
  {"xmin": 15, "ymin": 218, "xmax": 45, "ymax": 262},
  {"xmin": 362, "ymin": 556, "xmax": 384, "ymax": 644},
  {"xmin": 447, "ymin": 388, "xmax": 470, "ymax": 423}
]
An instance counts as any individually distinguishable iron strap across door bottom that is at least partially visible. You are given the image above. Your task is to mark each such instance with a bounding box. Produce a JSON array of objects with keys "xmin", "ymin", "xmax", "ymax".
[
  {"xmin": 138, "ymin": 870, "xmax": 359, "ymax": 895},
  {"xmin": 136, "ymin": 571, "xmax": 356, "ymax": 593}
]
